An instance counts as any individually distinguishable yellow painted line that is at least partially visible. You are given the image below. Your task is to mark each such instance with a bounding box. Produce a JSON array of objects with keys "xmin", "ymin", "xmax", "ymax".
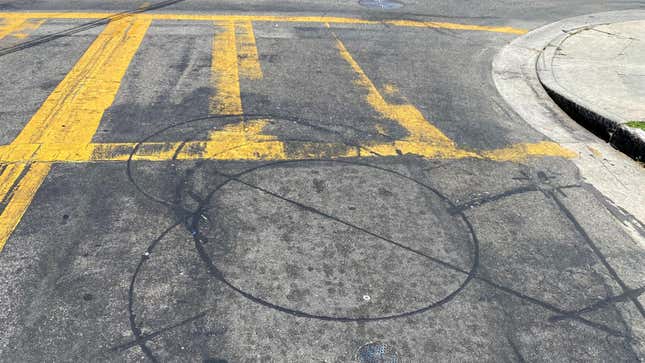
[
  {"xmin": 10, "ymin": 19, "xmax": 45, "ymax": 39},
  {"xmin": 208, "ymin": 22, "xmax": 281, "ymax": 158},
  {"xmin": 204, "ymin": 119, "xmax": 284, "ymax": 159},
  {"xmin": 0, "ymin": 18, "xmax": 44, "ymax": 40},
  {"xmin": 0, "ymin": 163, "xmax": 26, "ymax": 202},
  {"xmin": 0, "ymin": 163, "xmax": 51, "ymax": 251},
  {"xmin": 0, "ymin": 18, "xmax": 27, "ymax": 39},
  {"xmin": 210, "ymin": 21, "xmax": 242, "ymax": 115},
  {"xmin": 482, "ymin": 141, "xmax": 577, "ymax": 162},
  {"xmin": 0, "ymin": 12, "xmax": 527, "ymax": 35},
  {"xmin": 12, "ymin": 17, "xmax": 150, "ymax": 146},
  {"xmin": 0, "ymin": 12, "xmax": 555, "ymax": 250},
  {"xmin": 0, "ymin": 140, "xmax": 574, "ymax": 163},
  {"xmin": 0, "ymin": 144, "xmax": 40, "ymax": 163},
  {"xmin": 0, "ymin": 18, "xmax": 149, "ymax": 251},
  {"xmin": 236, "ymin": 21, "xmax": 263, "ymax": 80},
  {"xmin": 384, "ymin": 19, "xmax": 527, "ymax": 35},
  {"xmin": 331, "ymin": 27, "xmax": 464, "ymax": 152}
]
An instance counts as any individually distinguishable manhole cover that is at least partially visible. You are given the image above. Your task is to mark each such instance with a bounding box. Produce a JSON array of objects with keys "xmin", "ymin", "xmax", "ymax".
[
  {"xmin": 359, "ymin": 0, "xmax": 404, "ymax": 10},
  {"xmin": 357, "ymin": 342, "xmax": 399, "ymax": 363}
]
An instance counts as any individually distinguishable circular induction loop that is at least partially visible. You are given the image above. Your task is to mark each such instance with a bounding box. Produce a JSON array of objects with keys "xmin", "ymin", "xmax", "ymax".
[
  {"xmin": 125, "ymin": 114, "xmax": 395, "ymax": 214},
  {"xmin": 191, "ymin": 159, "xmax": 479, "ymax": 321},
  {"xmin": 126, "ymin": 114, "xmax": 480, "ymax": 360}
]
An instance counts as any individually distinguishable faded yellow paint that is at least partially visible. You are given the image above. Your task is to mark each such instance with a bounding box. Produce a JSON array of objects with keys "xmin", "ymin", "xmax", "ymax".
[
  {"xmin": 372, "ymin": 141, "xmax": 479, "ymax": 159},
  {"xmin": 384, "ymin": 19, "xmax": 527, "ymax": 35},
  {"xmin": 12, "ymin": 17, "xmax": 150, "ymax": 145},
  {"xmin": 587, "ymin": 146, "xmax": 602, "ymax": 158},
  {"xmin": 0, "ymin": 163, "xmax": 26, "ymax": 201},
  {"xmin": 0, "ymin": 18, "xmax": 44, "ymax": 39},
  {"xmin": 482, "ymin": 141, "xmax": 577, "ymax": 162},
  {"xmin": 332, "ymin": 29, "xmax": 454, "ymax": 147},
  {"xmin": 204, "ymin": 119, "xmax": 284, "ymax": 159},
  {"xmin": 382, "ymin": 83, "xmax": 399, "ymax": 96},
  {"xmin": 0, "ymin": 140, "xmax": 575, "ymax": 163},
  {"xmin": 0, "ymin": 18, "xmax": 25, "ymax": 39},
  {"xmin": 0, "ymin": 13, "xmax": 568, "ymax": 251},
  {"xmin": 208, "ymin": 21, "xmax": 281, "ymax": 158},
  {"xmin": 236, "ymin": 21, "xmax": 263, "ymax": 80},
  {"xmin": 0, "ymin": 12, "xmax": 528, "ymax": 35},
  {"xmin": 0, "ymin": 18, "xmax": 149, "ymax": 251},
  {"xmin": 0, "ymin": 163, "xmax": 51, "ymax": 251},
  {"xmin": 210, "ymin": 21, "xmax": 242, "ymax": 115},
  {"xmin": 374, "ymin": 124, "xmax": 389, "ymax": 136},
  {"xmin": 0, "ymin": 18, "xmax": 42, "ymax": 39}
]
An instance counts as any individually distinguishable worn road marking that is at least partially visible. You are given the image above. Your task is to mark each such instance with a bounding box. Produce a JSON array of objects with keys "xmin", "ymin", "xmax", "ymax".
[
  {"xmin": 482, "ymin": 141, "xmax": 577, "ymax": 161},
  {"xmin": 209, "ymin": 21, "xmax": 263, "ymax": 112},
  {"xmin": 0, "ymin": 18, "xmax": 44, "ymax": 40},
  {"xmin": 210, "ymin": 21, "xmax": 242, "ymax": 115},
  {"xmin": 209, "ymin": 20, "xmax": 279, "ymax": 157},
  {"xmin": 0, "ymin": 14, "xmax": 569, "ymax": 251},
  {"xmin": 0, "ymin": 18, "xmax": 27, "ymax": 39},
  {"xmin": 0, "ymin": 163, "xmax": 26, "ymax": 203},
  {"xmin": 0, "ymin": 18, "xmax": 43, "ymax": 40},
  {"xmin": 236, "ymin": 21, "xmax": 263, "ymax": 80},
  {"xmin": 0, "ymin": 12, "xmax": 528, "ymax": 35},
  {"xmin": 0, "ymin": 17, "xmax": 150, "ymax": 250},
  {"xmin": 329, "ymin": 25, "xmax": 479, "ymax": 158},
  {"xmin": 12, "ymin": 17, "xmax": 150, "ymax": 145},
  {"xmin": 334, "ymin": 35, "xmax": 452, "ymax": 144},
  {"xmin": 0, "ymin": 163, "xmax": 51, "ymax": 251},
  {"xmin": 0, "ymin": 141, "xmax": 574, "ymax": 163}
]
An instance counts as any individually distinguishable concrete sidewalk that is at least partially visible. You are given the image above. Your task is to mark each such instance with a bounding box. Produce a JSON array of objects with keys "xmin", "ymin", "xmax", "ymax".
[{"xmin": 538, "ymin": 20, "xmax": 645, "ymax": 161}]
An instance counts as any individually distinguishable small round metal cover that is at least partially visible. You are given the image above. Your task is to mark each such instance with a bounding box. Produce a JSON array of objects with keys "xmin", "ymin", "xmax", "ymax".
[{"xmin": 356, "ymin": 342, "xmax": 399, "ymax": 363}]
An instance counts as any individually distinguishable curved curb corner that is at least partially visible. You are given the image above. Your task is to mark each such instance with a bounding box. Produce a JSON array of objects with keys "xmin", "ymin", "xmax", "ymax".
[
  {"xmin": 536, "ymin": 20, "xmax": 645, "ymax": 161},
  {"xmin": 492, "ymin": 9, "xmax": 645, "ymax": 240}
]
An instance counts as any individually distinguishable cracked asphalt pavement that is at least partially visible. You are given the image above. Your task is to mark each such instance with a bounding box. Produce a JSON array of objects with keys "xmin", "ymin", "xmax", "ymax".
[{"xmin": 0, "ymin": 0, "xmax": 643, "ymax": 361}]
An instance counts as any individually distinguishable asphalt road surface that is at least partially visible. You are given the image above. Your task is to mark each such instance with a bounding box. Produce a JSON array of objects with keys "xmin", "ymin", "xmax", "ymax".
[{"xmin": 0, "ymin": 1, "xmax": 644, "ymax": 361}]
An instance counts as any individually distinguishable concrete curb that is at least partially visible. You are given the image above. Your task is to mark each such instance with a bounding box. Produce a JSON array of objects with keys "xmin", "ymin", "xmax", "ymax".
[
  {"xmin": 492, "ymin": 10, "xmax": 645, "ymax": 244},
  {"xmin": 537, "ymin": 22, "xmax": 645, "ymax": 161}
]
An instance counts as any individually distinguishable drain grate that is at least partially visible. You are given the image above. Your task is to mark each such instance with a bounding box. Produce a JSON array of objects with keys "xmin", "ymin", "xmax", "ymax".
[
  {"xmin": 357, "ymin": 342, "xmax": 399, "ymax": 363},
  {"xmin": 358, "ymin": 0, "xmax": 404, "ymax": 10}
]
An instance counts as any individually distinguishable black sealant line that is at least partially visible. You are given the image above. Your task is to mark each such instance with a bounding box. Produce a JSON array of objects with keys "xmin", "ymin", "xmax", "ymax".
[
  {"xmin": 201, "ymin": 162, "xmax": 634, "ymax": 341},
  {"xmin": 114, "ymin": 309, "xmax": 211, "ymax": 352},
  {"xmin": 548, "ymin": 190, "xmax": 645, "ymax": 319},
  {"xmin": 125, "ymin": 158, "xmax": 480, "ymax": 361},
  {"xmin": 192, "ymin": 159, "xmax": 480, "ymax": 320},
  {"xmin": 127, "ymin": 221, "xmax": 183, "ymax": 362},
  {"xmin": 506, "ymin": 335, "xmax": 527, "ymax": 363},
  {"xmin": 123, "ymin": 114, "xmax": 639, "ymax": 361},
  {"xmin": 122, "ymin": 114, "xmax": 408, "ymax": 361},
  {"xmin": 124, "ymin": 160, "xmax": 632, "ymax": 362},
  {"xmin": 0, "ymin": 0, "xmax": 188, "ymax": 57},
  {"xmin": 550, "ymin": 286, "xmax": 645, "ymax": 323},
  {"xmin": 448, "ymin": 184, "xmax": 539, "ymax": 214},
  {"xmin": 126, "ymin": 113, "xmax": 399, "ymax": 208}
]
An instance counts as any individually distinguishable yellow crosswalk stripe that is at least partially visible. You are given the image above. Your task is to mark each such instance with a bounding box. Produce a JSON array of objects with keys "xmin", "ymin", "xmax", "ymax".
[
  {"xmin": 12, "ymin": 17, "xmax": 150, "ymax": 145},
  {"xmin": 0, "ymin": 15, "xmax": 574, "ymax": 252},
  {"xmin": 0, "ymin": 17, "xmax": 150, "ymax": 251},
  {"xmin": 0, "ymin": 12, "xmax": 528, "ymax": 35},
  {"xmin": 236, "ymin": 21, "xmax": 263, "ymax": 80},
  {"xmin": 0, "ymin": 18, "xmax": 44, "ymax": 40},
  {"xmin": 0, "ymin": 163, "xmax": 26, "ymax": 203},
  {"xmin": 210, "ymin": 21, "xmax": 242, "ymax": 115},
  {"xmin": 0, "ymin": 163, "xmax": 50, "ymax": 251}
]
